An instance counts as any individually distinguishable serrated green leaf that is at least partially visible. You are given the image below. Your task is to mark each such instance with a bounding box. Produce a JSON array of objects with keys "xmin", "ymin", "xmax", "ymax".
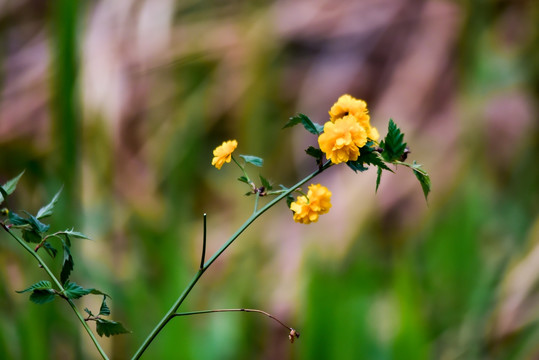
[
  {"xmin": 22, "ymin": 229, "xmax": 42, "ymax": 244},
  {"xmin": 29, "ymin": 289, "xmax": 56, "ymax": 305},
  {"xmin": 0, "ymin": 171, "xmax": 24, "ymax": 205},
  {"xmin": 305, "ymin": 146, "xmax": 323, "ymax": 160},
  {"xmin": 8, "ymin": 211, "xmax": 29, "ymax": 226},
  {"xmin": 36, "ymin": 187, "xmax": 63, "ymax": 219},
  {"xmin": 16, "ymin": 280, "xmax": 52, "ymax": 293},
  {"xmin": 99, "ymin": 296, "xmax": 111, "ymax": 316},
  {"xmin": 96, "ymin": 319, "xmax": 131, "ymax": 337},
  {"xmin": 346, "ymin": 161, "xmax": 369, "ymax": 172},
  {"xmin": 60, "ymin": 241, "xmax": 74, "ymax": 284},
  {"xmin": 381, "ymin": 119, "xmax": 407, "ymax": 162},
  {"xmin": 88, "ymin": 289, "xmax": 110, "ymax": 297},
  {"xmin": 394, "ymin": 161, "xmax": 431, "ymax": 201},
  {"xmin": 64, "ymin": 282, "xmax": 92, "ymax": 299},
  {"xmin": 84, "ymin": 308, "xmax": 94, "ymax": 317},
  {"xmin": 376, "ymin": 167, "xmax": 382, "ymax": 193},
  {"xmin": 239, "ymin": 155, "xmax": 263, "ymax": 167},
  {"xmin": 61, "ymin": 229, "xmax": 90, "ymax": 240},
  {"xmin": 346, "ymin": 144, "xmax": 392, "ymax": 173},
  {"xmin": 43, "ymin": 241, "xmax": 58, "ymax": 258},
  {"xmin": 23, "ymin": 212, "xmax": 50, "ymax": 233},
  {"xmin": 284, "ymin": 113, "xmax": 324, "ymax": 135},
  {"xmin": 259, "ymin": 175, "xmax": 272, "ymax": 191},
  {"xmin": 237, "ymin": 176, "xmax": 249, "ymax": 184},
  {"xmin": 411, "ymin": 161, "xmax": 431, "ymax": 201}
]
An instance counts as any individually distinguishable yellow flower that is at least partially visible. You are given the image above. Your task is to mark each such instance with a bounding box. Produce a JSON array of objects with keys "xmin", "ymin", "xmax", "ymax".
[
  {"xmin": 290, "ymin": 184, "xmax": 332, "ymax": 224},
  {"xmin": 329, "ymin": 94, "xmax": 379, "ymax": 142},
  {"xmin": 329, "ymin": 94, "xmax": 370, "ymax": 124},
  {"xmin": 211, "ymin": 140, "xmax": 238, "ymax": 169},
  {"xmin": 318, "ymin": 115, "xmax": 367, "ymax": 164}
]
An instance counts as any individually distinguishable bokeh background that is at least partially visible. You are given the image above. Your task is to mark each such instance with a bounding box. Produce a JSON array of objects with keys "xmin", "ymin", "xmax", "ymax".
[{"xmin": 1, "ymin": 0, "xmax": 538, "ymax": 359}]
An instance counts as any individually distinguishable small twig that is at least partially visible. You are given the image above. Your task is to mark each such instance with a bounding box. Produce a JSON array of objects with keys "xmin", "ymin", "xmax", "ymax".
[
  {"xmin": 172, "ymin": 308, "xmax": 300, "ymax": 342},
  {"xmin": 199, "ymin": 213, "xmax": 207, "ymax": 270}
]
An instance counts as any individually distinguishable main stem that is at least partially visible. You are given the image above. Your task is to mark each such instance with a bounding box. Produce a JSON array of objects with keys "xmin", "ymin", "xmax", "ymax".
[
  {"xmin": 131, "ymin": 162, "xmax": 329, "ymax": 359},
  {"xmin": 2, "ymin": 225, "xmax": 109, "ymax": 360}
]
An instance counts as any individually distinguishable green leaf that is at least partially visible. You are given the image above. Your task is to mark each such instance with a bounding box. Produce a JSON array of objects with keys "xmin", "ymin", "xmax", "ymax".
[
  {"xmin": 395, "ymin": 161, "xmax": 431, "ymax": 201},
  {"xmin": 8, "ymin": 211, "xmax": 29, "ymax": 226},
  {"xmin": 411, "ymin": 161, "xmax": 431, "ymax": 201},
  {"xmin": 237, "ymin": 176, "xmax": 249, "ymax": 184},
  {"xmin": 88, "ymin": 289, "xmax": 109, "ymax": 297},
  {"xmin": 29, "ymin": 289, "xmax": 56, "ymax": 305},
  {"xmin": 84, "ymin": 308, "xmax": 94, "ymax": 317},
  {"xmin": 64, "ymin": 282, "xmax": 92, "ymax": 299},
  {"xmin": 23, "ymin": 212, "xmax": 50, "ymax": 233},
  {"xmin": 43, "ymin": 241, "xmax": 58, "ymax": 258},
  {"xmin": 376, "ymin": 167, "xmax": 382, "ymax": 193},
  {"xmin": 61, "ymin": 228, "xmax": 91, "ymax": 240},
  {"xmin": 380, "ymin": 119, "xmax": 407, "ymax": 162},
  {"xmin": 305, "ymin": 146, "xmax": 323, "ymax": 161},
  {"xmin": 36, "ymin": 187, "xmax": 63, "ymax": 219},
  {"xmin": 99, "ymin": 296, "xmax": 111, "ymax": 316},
  {"xmin": 16, "ymin": 280, "xmax": 52, "ymax": 293},
  {"xmin": 239, "ymin": 155, "xmax": 263, "ymax": 167},
  {"xmin": 283, "ymin": 113, "xmax": 324, "ymax": 135},
  {"xmin": 0, "ymin": 188, "xmax": 7, "ymax": 207},
  {"xmin": 259, "ymin": 175, "xmax": 272, "ymax": 191},
  {"xmin": 96, "ymin": 319, "xmax": 131, "ymax": 337},
  {"xmin": 0, "ymin": 171, "xmax": 24, "ymax": 205},
  {"xmin": 280, "ymin": 185, "xmax": 295, "ymax": 208},
  {"xmin": 346, "ymin": 143, "xmax": 392, "ymax": 173},
  {"xmin": 346, "ymin": 161, "xmax": 369, "ymax": 172},
  {"xmin": 22, "ymin": 229, "xmax": 42, "ymax": 244},
  {"xmin": 60, "ymin": 241, "xmax": 74, "ymax": 284}
]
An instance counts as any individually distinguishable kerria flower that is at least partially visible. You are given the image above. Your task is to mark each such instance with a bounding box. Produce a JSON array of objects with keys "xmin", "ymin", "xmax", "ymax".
[
  {"xmin": 290, "ymin": 184, "xmax": 332, "ymax": 224},
  {"xmin": 329, "ymin": 94, "xmax": 379, "ymax": 142},
  {"xmin": 211, "ymin": 140, "xmax": 238, "ymax": 169},
  {"xmin": 318, "ymin": 115, "xmax": 367, "ymax": 164}
]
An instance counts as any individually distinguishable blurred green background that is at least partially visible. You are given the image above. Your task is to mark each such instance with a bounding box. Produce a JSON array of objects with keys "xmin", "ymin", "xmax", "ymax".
[{"xmin": 1, "ymin": 0, "xmax": 538, "ymax": 359}]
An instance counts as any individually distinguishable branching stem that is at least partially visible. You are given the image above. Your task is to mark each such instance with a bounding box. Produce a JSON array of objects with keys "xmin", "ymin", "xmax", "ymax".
[
  {"xmin": 131, "ymin": 161, "xmax": 330, "ymax": 359},
  {"xmin": 1, "ymin": 224, "xmax": 109, "ymax": 360}
]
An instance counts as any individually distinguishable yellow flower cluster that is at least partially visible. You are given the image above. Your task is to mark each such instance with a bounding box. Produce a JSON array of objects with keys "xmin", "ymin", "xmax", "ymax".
[
  {"xmin": 318, "ymin": 94, "xmax": 379, "ymax": 164},
  {"xmin": 211, "ymin": 140, "xmax": 237, "ymax": 169},
  {"xmin": 290, "ymin": 184, "xmax": 332, "ymax": 224}
]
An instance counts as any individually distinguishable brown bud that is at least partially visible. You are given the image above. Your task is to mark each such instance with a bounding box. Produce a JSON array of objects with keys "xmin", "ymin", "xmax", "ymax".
[{"xmin": 289, "ymin": 329, "xmax": 300, "ymax": 343}]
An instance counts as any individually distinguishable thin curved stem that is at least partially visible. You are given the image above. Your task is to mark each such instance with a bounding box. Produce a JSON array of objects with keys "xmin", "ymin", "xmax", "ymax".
[
  {"xmin": 172, "ymin": 308, "xmax": 296, "ymax": 332},
  {"xmin": 1, "ymin": 224, "xmax": 109, "ymax": 360},
  {"xmin": 131, "ymin": 161, "xmax": 330, "ymax": 359}
]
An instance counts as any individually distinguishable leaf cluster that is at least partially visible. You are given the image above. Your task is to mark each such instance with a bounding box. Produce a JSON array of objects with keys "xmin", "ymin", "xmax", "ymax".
[
  {"xmin": 84, "ymin": 297, "xmax": 131, "ymax": 337},
  {"xmin": 375, "ymin": 120, "xmax": 431, "ymax": 200},
  {"xmin": 1, "ymin": 172, "xmax": 129, "ymax": 338}
]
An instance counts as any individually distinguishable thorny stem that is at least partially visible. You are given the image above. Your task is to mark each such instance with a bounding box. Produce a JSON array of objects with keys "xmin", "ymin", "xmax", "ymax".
[
  {"xmin": 1, "ymin": 224, "xmax": 109, "ymax": 360},
  {"xmin": 132, "ymin": 161, "xmax": 330, "ymax": 359}
]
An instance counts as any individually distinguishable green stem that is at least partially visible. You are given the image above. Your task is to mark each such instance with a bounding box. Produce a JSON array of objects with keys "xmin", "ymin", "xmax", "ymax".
[
  {"xmin": 253, "ymin": 192, "xmax": 260, "ymax": 214},
  {"xmin": 131, "ymin": 161, "xmax": 329, "ymax": 359},
  {"xmin": 232, "ymin": 155, "xmax": 252, "ymax": 184},
  {"xmin": 2, "ymin": 225, "xmax": 109, "ymax": 360}
]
